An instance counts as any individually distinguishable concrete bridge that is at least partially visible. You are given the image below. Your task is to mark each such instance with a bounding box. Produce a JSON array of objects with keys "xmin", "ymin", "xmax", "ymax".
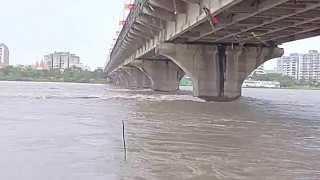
[{"xmin": 106, "ymin": 0, "xmax": 320, "ymax": 101}]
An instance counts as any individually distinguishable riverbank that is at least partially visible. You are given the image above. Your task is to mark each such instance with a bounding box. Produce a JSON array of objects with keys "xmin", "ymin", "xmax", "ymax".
[
  {"xmin": 244, "ymin": 87, "xmax": 320, "ymax": 90},
  {"xmin": 0, "ymin": 79, "xmax": 106, "ymax": 84},
  {"xmin": 180, "ymin": 73, "xmax": 320, "ymax": 91},
  {"xmin": 181, "ymin": 85, "xmax": 320, "ymax": 91}
]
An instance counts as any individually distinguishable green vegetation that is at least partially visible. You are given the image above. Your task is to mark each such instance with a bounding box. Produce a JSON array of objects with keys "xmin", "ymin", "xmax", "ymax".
[
  {"xmin": 0, "ymin": 66, "xmax": 106, "ymax": 84},
  {"xmin": 250, "ymin": 73, "xmax": 320, "ymax": 89}
]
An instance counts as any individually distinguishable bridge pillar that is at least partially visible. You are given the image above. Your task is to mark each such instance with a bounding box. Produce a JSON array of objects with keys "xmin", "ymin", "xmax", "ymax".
[
  {"xmin": 135, "ymin": 60, "xmax": 184, "ymax": 92},
  {"xmin": 116, "ymin": 75, "xmax": 127, "ymax": 87},
  {"xmin": 122, "ymin": 67, "xmax": 142, "ymax": 89},
  {"xmin": 117, "ymin": 67, "xmax": 152, "ymax": 89},
  {"xmin": 114, "ymin": 71, "xmax": 129, "ymax": 88},
  {"xmin": 157, "ymin": 43, "xmax": 283, "ymax": 101}
]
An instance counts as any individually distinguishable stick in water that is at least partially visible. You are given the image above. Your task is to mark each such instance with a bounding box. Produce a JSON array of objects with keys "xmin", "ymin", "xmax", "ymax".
[{"xmin": 122, "ymin": 120, "xmax": 127, "ymax": 161}]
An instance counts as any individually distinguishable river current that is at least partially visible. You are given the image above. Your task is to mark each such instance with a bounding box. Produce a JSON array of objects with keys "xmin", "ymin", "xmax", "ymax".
[{"xmin": 0, "ymin": 81, "xmax": 319, "ymax": 180}]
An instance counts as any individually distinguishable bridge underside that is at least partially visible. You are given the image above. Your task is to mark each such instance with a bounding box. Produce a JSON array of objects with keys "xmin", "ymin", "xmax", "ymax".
[
  {"xmin": 107, "ymin": 0, "xmax": 320, "ymax": 101},
  {"xmin": 173, "ymin": 0, "xmax": 320, "ymax": 45}
]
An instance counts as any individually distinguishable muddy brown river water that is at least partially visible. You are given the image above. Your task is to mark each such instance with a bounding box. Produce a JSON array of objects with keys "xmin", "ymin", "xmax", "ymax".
[{"xmin": 0, "ymin": 81, "xmax": 319, "ymax": 180}]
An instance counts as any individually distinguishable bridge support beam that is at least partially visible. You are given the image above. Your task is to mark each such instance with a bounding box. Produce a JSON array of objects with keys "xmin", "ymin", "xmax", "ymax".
[
  {"xmin": 134, "ymin": 60, "xmax": 184, "ymax": 92},
  {"xmin": 157, "ymin": 43, "xmax": 284, "ymax": 101}
]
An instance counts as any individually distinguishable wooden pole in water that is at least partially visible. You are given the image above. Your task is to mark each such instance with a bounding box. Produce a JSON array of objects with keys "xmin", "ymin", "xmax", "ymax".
[{"xmin": 122, "ymin": 120, "xmax": 127, "ymax": 161}]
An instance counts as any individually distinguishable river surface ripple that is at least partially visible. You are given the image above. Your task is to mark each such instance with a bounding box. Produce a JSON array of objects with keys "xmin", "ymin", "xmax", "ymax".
[{"xmin": 0, "ymin": 81, "xmax": 319, "ymax": 180}]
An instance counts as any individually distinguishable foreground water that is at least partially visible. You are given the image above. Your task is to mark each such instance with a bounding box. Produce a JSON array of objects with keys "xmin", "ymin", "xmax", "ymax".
[{"xmin": 0, "ymin": 81, "xmax": 319, "ymax": 180}]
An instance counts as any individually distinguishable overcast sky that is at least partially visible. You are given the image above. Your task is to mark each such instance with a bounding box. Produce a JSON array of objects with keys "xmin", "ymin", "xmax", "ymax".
[
  {"xmin": 0, "ymin": 0, "xmax": 319, "ymax": 69},
  {"xmin": 0, "ymin": 0, "xmax": 123, "ymax": 69}
]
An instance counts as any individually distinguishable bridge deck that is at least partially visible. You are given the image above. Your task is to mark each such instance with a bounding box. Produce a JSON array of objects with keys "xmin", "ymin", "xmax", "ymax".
[{"xmin": 107, "ymin": 0, "xmax": 320, "ymax": 73}]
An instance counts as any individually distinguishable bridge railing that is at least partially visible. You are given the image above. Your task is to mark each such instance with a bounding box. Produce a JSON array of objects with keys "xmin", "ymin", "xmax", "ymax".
[{"xmin": 110, "ymin": 0, "xmax": 148, "ymax": 61}]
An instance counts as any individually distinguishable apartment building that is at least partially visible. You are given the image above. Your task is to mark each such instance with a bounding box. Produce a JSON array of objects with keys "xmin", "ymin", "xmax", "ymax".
[
  {"xmin": 277, "ymin": 50, "xmax": 320, "ymax": 81},
  {"xmin": 0, "ymin": 43, "xmax": 9, "ymax": 68},
  {"xmin": 44, "ymin": 52, "xmax": 81, "ymax": 70},
  {"xmin": 298, "ymin": 50, "xmax": 320, "ymax": 81},
  {"xmin": 277, "ymin": 53, "xmax": 299, "ymax": 79}
]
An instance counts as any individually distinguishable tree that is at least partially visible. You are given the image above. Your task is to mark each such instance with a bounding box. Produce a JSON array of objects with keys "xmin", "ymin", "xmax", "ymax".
[{"xmin": 0, "ymin": 66, "xmax": 106, "ymax": 84}]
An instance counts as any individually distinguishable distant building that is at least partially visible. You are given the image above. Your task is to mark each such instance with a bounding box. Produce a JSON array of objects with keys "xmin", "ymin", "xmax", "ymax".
[
  {"xmin": 277, "ymin": 53, "xmax": 299, "ymax": 79},
  {"xmin": 253, "ymin": 65, "xmax": 266, "ymax": 75},
  {"xmin": 44, "ymin": 52, "xmax": 81, "ymax": 70},
  {"xmin": 247, "ymin": 65, "xmax": 265, "ymax": 79},
  {"xmin": 298, "ymin": 50, "xmax": 320, "ymax": 81},
  {"xmin": 32, "ymin": 60, "xmax": 49, "ymax": 70},
  {"xmin": 264, "ymin": 69, "xmax": 278, "ymax": 74},
  {"xmin": 0, "ymin": 43, "xmax": 9, "ymax": 68},
  {"xmin": 277, "ymin": 50, "xmax": 320, "ymax": 81}
]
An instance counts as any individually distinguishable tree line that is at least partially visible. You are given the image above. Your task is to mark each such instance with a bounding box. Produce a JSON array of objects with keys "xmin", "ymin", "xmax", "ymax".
[{"xmin": 0, "ymin": 66, "xmax": 106, "ymax": 84}]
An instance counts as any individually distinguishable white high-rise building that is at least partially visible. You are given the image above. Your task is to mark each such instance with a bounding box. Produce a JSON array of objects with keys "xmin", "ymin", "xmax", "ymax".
[
  {"xmin": 0, "ymin": 43, "xmax": 9, "ymax": 68},
  {"xmin": 44, "ymin": 52, "xmax": 81, "ymax": 70},
  {"xmin": 298, "ymin": 50, "xmax": 320, "ymax": 81},
  {"xmin": 277, "ymin": 53, "xmax": 299, "ymax": 79},
  {"xmin": 277, "ymin": 50, "xmax": 320, "ymax": 81}
]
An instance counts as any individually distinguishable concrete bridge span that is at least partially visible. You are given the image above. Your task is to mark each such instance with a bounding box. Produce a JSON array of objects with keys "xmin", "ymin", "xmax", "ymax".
[{"xmin": 106, "ymin": 0, "xmax": 320, "ymax": 101}]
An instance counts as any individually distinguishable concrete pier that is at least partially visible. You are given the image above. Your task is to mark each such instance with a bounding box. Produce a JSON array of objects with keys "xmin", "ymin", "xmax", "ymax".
[
  {"xmin": 135, "ymin": 60, "xmax": 184, "ymax": 92},
  {"xmin": 111, "ymin": 67, "xmax": 152, "ymax": 89},
  {"xmin": 157, "ymin": 43, "xmax": 283, "ymax": 101}
]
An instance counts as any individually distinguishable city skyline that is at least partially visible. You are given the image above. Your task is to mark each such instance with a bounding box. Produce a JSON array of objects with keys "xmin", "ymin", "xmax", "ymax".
[
  {"xmin": 277, "ymin": 50, "xmax": 320, "ymax": 81},
  {"xmin": 264, "ymin": 37, "xmax": 320, "ymax": 70},
  {"xmin": 0, "ymin": 0, "xmax": 319, "ymax": 69}
]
